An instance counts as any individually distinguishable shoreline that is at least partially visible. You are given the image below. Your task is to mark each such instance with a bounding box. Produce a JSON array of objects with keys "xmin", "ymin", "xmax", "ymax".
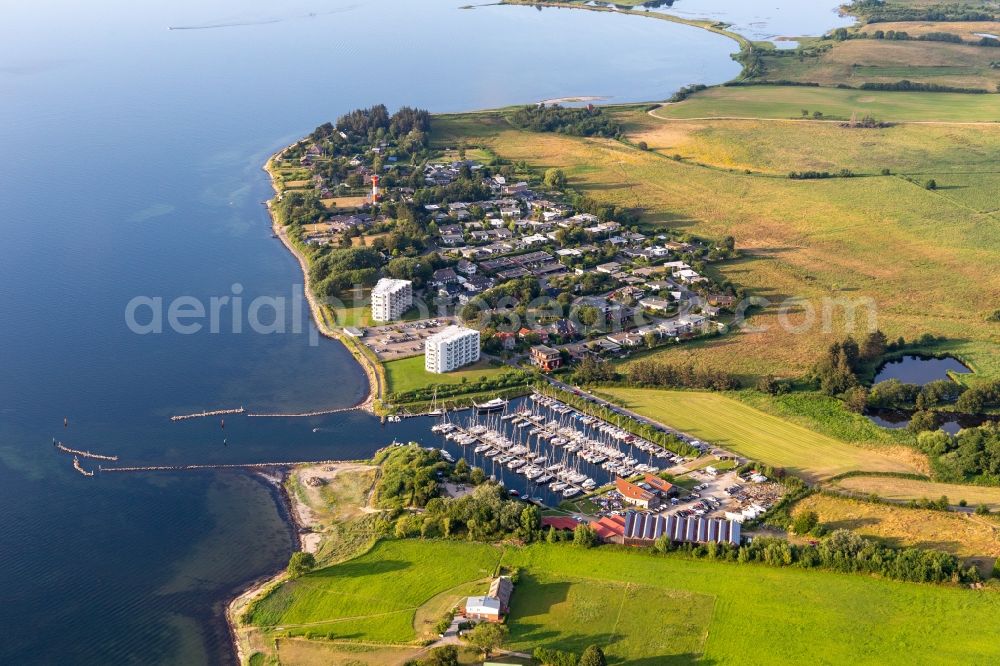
[
  {"xmin": 263, "ymin": 150, "xmax": 383, "ymax": 413},
  {"xmin": 226, "ymin": 462, "xmax": 375, "ymax": 663}
]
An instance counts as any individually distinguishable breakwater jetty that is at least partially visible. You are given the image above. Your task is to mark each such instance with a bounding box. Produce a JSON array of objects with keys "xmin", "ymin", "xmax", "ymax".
[
  {"xmin": 170, "ymin": 407, "xmax": 245, "ymax": 421},
  {"xmin": 245, "ymin": 406, "xmax": 360, "ymax": 418},
  {"xmin": 73, "ymin": 456, "xmax": 95, "ymax": 477},
  {"xmin": 100, "ymin": 460, "xmax": 343, "ymax": 473},
  {"xmin": 54, "ymin": 440, "xmax": 119, "ymax": 462}
]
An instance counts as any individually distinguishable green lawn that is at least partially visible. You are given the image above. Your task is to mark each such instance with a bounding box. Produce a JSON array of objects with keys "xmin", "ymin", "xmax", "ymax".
[
  {"xmin": 247, "ymin": 538, "xmax": 1000, "ymax": 663},
  {"xmin": 385, "ymin": 355, "xmax": 510, "ymax": 395},
  {"xmin": 506, "ymin": 573, "xmax": 713, "ymax": 663},
  {"xmin": 598, "ymin": 388, "xmax": 920, "ymax": 480},
  {"xmin": 502, "ymin": 543, "xmax": 1000, "ymax": 665},
  {"xmin": 653, "ymin": 85, "xmax": 1000, "ymax": 122},
  {"xmin": 246, "ymin": 539, "xmax": 501, "ymax": 643}
]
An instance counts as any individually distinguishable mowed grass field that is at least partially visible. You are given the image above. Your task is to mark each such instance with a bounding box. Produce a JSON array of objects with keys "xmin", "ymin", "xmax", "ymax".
[
  {"xmin": 794, "ymin": 494, "xmax": 1000, "ymax": 570},
  {"xmin": 598, "ymin": 388, "xmax": 920, "ymax": 480},
  {"xmin": 652, "ymin": 85, "xmax": 1000, "ymax": 121},
  {"xmin": 432, "ymin": 108, "xmax": 1000, "ymax": 381},
  {"xmin": 247, "ymin": 539, "xmax": 502, "ymax": 643},
  {"xmin": 506, "ymin": 572, "xmax": 714, "ymax": 662},
  {"xmin": 503, "ymin": 543, "xmax": 1000, "ymax": 664},
  {"xmin": 384, "ymin": 355, "xmax": 510, "ymax": 394},
  {"xmin": 833, "ymin": 475, "xmax": 1000, "ymax": 510}
]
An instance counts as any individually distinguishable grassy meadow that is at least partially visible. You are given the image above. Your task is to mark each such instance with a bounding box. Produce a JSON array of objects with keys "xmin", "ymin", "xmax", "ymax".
[
  {"xmin": 246, "ymin": 539, "xmax": 502, "ymax": 643},
  {"xmin": 757, "ymin": 39, "xmax": 1000, "ymax": 90},
  {"xmin": 794, "ymin": 494, "xmax": 1000, "ymax": 571},
  {"xmin": 432, "ymin": 107, "xmax": 1000, "ymax": 382},
  {"xmin": 246, "ymin": 538, "xmax": 1000, "ymax": 664},
  {"xmin": 597, "ymin": 388, "xmax": 921, "ymax": 480},
  {"xmin": 651, "ymin": 85, "xmax": 1000, "ymax": 121},
  {"xmin": 504, "ymin": 544, "xmax": 1000, "ymax": 664},
  {"xmin": 384, "ymin": 355, "xmax": 510, "ymax": 395}
]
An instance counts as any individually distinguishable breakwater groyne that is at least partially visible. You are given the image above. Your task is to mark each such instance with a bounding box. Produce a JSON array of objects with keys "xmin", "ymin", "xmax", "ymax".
[
  {"xmin": 100, "ymin": 460, "xmax": 342, "ymax": 473},
  {"xmin": 245, "ymin": 406, "xmax": 360, "ymax": 418},
  {"xmin": 170, "ymin": 407, "xmax": 245, "ymax": 421},
  {"xmin": 54, "ymin": 440, "xmax": 119, "ymax": 462}
]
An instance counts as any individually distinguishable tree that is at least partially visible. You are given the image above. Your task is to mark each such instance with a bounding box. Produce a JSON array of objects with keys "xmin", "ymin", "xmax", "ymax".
[
  {"xmin": 422, "ymin": 645, "xmax": 459, "ymax": 666},
  {"xmin": 861, "ymin": 329, "xmax": 888, "ymax": 361},
  {"xmin": 287, "ymin": 551, "xmax": 316, "ymax": 578},
  {"xmin": 580, "ymin": 645, "xmax": 608, "ymax": 666},
  {"xmin": 464, "ymin": 621, "xmax": 509, "ymax": 657},
  {"xmin": 544, "ymin": 168, "xmax": 567, "ymax": 190},
  {"xmin": 791, "ymin": 510, "xmax": 819, "ymax": 535},
  {"xmin": 573, "ymin": 524, "xmax": 597, "ymax": 548},
  {"xmin": 908, "ymin": 409, "xmax": 938, "ymax": 433},
  {"xmin": 756, "ymin": 374, "xmax": 780, "ymax": 395},
  {"xmin": 925, "ymin": 179, "xmax": 937, "ymax": 190},
  {"xmin": 843, "ymin": 386, "xmax": 870, "ymax": 413}
]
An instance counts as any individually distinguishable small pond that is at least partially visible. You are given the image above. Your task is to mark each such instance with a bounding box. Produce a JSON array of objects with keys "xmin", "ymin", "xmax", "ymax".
[
  {"xmin": 873, "ymin": 355, "xmax": 970, "ymax": 385},
  {"xmin": 867, "ymin": 409, "xmax": 993, "ymax": 436}
]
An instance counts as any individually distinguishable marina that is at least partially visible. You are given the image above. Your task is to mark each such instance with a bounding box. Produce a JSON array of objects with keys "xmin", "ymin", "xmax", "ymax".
[{"xmin": 434, "ymin": 393, "xmax": 687, "ymax": 505}]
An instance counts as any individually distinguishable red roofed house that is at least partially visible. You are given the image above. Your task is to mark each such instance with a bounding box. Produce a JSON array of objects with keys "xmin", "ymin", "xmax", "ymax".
[
  {"xmin": 589, "ymin": 514, "xmax": 626, "ymax": 544},
  {"xmin": 643, "ymin": 473, "xmax": 676, "ymax": 497},
  {"xmin": 616, "ymin": 477, "xmax": 660, "ymax": 510},
  {"xmin": 541, "ymin": 516, "xmax": 579, "ymax": 532}
]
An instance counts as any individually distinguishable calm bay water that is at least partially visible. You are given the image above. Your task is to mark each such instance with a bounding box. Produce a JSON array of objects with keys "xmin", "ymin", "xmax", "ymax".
[{"xmin": 0, "ymin": 1, "xmax": 739, "ymax": 663}]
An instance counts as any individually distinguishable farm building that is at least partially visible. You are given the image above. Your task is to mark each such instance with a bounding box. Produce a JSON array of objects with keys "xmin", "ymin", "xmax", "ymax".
[
  {"xmin": 620, "ymin": 511, "xmax": 741, "ymax": 547},
  {"xmin": 615, "ymin": 477, "xmax": 661, "ymax": 510},
  {"xmin": 463, "ymin": 576, "xmax": 514, "ymax": 623}
]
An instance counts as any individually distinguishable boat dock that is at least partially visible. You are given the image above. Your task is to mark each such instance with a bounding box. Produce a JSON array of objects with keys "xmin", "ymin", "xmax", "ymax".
[
  {"xmin": 54, "ymin": 440, "xmax": 119, "ymax": 462},
  {"xmin": 170, "ymin": 407, "xmax": 245, "ymax": 421}
]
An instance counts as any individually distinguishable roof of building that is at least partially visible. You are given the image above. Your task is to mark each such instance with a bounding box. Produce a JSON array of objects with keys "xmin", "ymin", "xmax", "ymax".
[
  {"xmin": 531, "ymin": 344, "xmax": 561, "ymax": 358},
  {"xmin": 426, "ymin": 325, "xmax": 479, "ymax": 345},
  {"xmin": 643, "ymin": 474, "xmax": 674, "ymax": 494},
  {"xmin": 621, "ymin": 511, "xmax": 741, "ymax": 545},
  {"xmin": 371, "ymin": 278, "xmax": 411, "ymax": 295},
  {"xmin": 542, "ymin": 516, "xmax": 580, "ymax": 531},
  {"xmin": 616, "ymin": 477, "xmax": 655, "ymax": 503},
  {"xmin": 590, "ymin": 514, "xmax": 626, "ymax": 540},
  {"xmin": 488, "ymin": 576, "xmax": 514, "ymax": 607},
  {"xmin": 465, "ymin": 595, "xmax": 501, "ymax": 615}
]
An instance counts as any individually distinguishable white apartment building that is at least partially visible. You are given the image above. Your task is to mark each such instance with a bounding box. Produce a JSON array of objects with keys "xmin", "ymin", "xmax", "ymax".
[
  {"xmin": 370, "ymin": 278, "xmax": 412, "ymax": 322},
  {"xmin": 424, "ymin": 325, "xmax": 480, "ymax": 373}
]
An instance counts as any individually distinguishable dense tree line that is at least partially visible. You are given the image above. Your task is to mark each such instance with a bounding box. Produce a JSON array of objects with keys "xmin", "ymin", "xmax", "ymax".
[
  {"xmin": 916, "ymin": 423, "xmax": 1000, "ymax": 482},
  {"xmin": 652, "ymin": 528, "xmax": 980, "ymax": 583},
  {"xmin": 813, "ymin": 330, "xmax": 890, "ymax": 396},
  {"xmin": 859, "ymin": 80, "xmax": 988, "ymax": 93},
  {"xmin": 867, "ymin": 378, "xmax": 966, "ymax": 410},
  {"xmin": 508, "ymin": 104, "xmax": 621, "ymax": 137},
  {"xmin": 373, "ymin": 445, "xmax": 449, "ymax": 509},
  {"xmin": 626, "ymin": 359, "xmax": 741, "ymax": 390},
  {"xmin": 308, "ymin": 246, "xmax": 381, "ymax": 300},
  {"xmin": 394, "ymin": 482, "xmax": 542, "ymax": 542}
]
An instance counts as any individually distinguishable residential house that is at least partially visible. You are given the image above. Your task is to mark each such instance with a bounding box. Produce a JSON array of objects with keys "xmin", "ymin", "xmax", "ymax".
[
  {"xmin": 530, "ymin": 345, "xmax": 562, "ymax": 372},
  {"xmin": 615, "ymin": 478, "xmax": 661, "ymax": 509}
]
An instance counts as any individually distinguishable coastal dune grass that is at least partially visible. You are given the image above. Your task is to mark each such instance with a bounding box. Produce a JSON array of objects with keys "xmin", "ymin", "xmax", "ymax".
[{"xmin": 597, "ymin": 388, "xmax": 920, "ymax": 480}]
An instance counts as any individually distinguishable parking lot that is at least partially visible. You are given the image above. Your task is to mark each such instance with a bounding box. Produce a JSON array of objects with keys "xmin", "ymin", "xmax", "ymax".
[{"xmin": 357, "ymin": 316, "xmax": 459, "ymax": 361}]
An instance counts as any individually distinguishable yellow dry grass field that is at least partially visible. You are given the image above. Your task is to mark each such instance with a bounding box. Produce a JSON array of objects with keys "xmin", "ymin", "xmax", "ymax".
[
  {"xmin": 433, "ymin": 111, "xmax": 1000, "ymax": 380},
  {"xmin": 323, "ymin": 195, "xmax": 369, "ymax": 210},
  {"xmin": 832, "ymin": 475, "xmax": 1000, "ymax": 511},
  {"xmin": 794, "ymin": 494, "xmax": 1000, "ymax": 570}
]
